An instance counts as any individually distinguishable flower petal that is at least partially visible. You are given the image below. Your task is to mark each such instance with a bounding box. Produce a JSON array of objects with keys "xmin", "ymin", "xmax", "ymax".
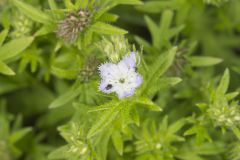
[{"xmin": 120, "ymin": 52, "xmax": 137, "ymax": 69}]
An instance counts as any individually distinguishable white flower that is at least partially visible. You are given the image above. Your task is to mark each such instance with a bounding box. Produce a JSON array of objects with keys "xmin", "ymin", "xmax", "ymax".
[{"xmin": 99, "ymin": 52, "xmax": 143, "ymax": 99}]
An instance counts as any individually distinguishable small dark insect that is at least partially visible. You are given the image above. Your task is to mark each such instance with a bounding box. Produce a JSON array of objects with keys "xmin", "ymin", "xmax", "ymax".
[
  {"xmin": 134, "ymin": 67, "xmax": 138, "ymax": 72},
  {"xmin": 106, "ymin": 84, "xmax": 113, "ymax": 90}
]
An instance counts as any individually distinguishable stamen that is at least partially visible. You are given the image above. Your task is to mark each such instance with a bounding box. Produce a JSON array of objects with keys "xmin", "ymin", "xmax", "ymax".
[{"xmin": 119, "ymin": 78, "xmax": 125, "ymax": 83}]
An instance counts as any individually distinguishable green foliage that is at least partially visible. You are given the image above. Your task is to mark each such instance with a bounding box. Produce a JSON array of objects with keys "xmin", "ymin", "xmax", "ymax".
[{"xmin": 0, "ymin": 0, "xmax": 239, "ymax": 160}]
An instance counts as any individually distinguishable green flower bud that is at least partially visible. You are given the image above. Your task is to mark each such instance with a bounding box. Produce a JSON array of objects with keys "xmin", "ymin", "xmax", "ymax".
[{"xmin": 98, "ymin": 36, "xmax": 132, "ymax": 63}]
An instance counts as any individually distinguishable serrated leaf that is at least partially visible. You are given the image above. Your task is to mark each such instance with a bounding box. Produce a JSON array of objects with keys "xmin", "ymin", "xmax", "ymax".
[
  {"xmin": 0, "ymin": 61, "xmax": 15, "ymax": 76},
  {"xmin": 0, "ymin": 37, "xmax": 34, "ymax": 61},
  {"xmin": 91, "ymin": 22, "xmax": 128, "ymax": 35},
  {"xmin": 189, "ymin": 56, "xmax": 223, "ymax": 67},
  {"xmin": 14, "ymin": 0, "xmax": 51, "ymax": 24}
]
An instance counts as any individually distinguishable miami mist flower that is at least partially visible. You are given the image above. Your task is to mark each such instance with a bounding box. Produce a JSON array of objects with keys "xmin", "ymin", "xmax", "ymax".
[{"xmin": 99, "ymin": 52, "xmax": 143, "ymax": 99}]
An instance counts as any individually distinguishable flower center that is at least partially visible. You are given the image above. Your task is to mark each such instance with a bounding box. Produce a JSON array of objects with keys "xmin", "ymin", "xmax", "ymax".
[{"xmin": 119, "ymin": 78, "xmax": 125, "ymax": 84}]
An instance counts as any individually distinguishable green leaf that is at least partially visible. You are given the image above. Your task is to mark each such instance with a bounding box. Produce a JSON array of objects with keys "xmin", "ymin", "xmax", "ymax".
[
  {"xmin": 226, "ymin": 92, "xmax": 239, "ymax": 100},
  {"xmin": 158, "ymin": 9, "xmax": 174, "ymax": 49},
  {"xmin": 87, "ymin": 106, "xmax": 120, "ymax": 139},
  {"xmin": 216, "ymin": 69, "xmax": 230, "ymax": 95},
  {"xmin": 232, "ymin": 127, "xmax": 240, "ymax": 140},
  {"xmin": 98, "ymin": 13, "xmax": 119, "ymax": 22},
  {"xmin": 157, "ymin": 77, "xmax": 182, "ymax": 89},
  {"xmin": 95, "ymin": 131, "xmax": 111, "ymax": 160},
  {"xmin": 168, "ymin": 118, "xmax": 186, "ymax": 134},
  {"xmin": 48, "ymin": 145, "xmax": 69, "ymax": 159},
  {"xmin": 121, "ymin": 104, "xmax": 139, "ymax": 127},
  {"xmin": 144, "ymin": 16, "xmax": 159, "ymax": 48},
  {"xmin": 112, "ymin": 131, "xmax": 123, "ymax": 155},
  {"xmin": 0, "ymin": 103, "xmax": 10, "ymax": 139},
  {"xmin": 91, "ymin": 22, "xmax": 128, "ymax": 35},
  {"xmin": 135, "ymin": 97, "xmax": 162, "ymax": 111},
  {"xmin": 0, "ymin": 61, "xmax": 15, "ymax": 76},
  {"xmin": 136, "ymin": 0, "xmax": 184, "ymax": 13},
  {"xmin": 0, "ymin": 37, "xmax": 34, "ymax": 61},
  {"xmin": 140, "ymin": 47, "xmax": 177, "ymax": 94},
  {"xmin": 113, "ymin": 0, "xmax": 143, "ymax": 5},
  {"xmin": 14, "ymin": 0, "xmax": 51, "ymax": 24},
  {"xmin": 134, "ymin": 35, "xmax": 158, "ymax": 55},
  {"xmin": 169, "ymin": 25, "xmax": 185, "ymax": 38},
  {"xmin": 63, "ymin": 0, "xmax": 75, "ymax": 10},
  {"xmin": 0, "ymin": 29, "xmax": 8, "ymax": 47},
  {"xmin": 188, "ymin": 56, "xmax": 223, "ymax": 67},
  {"xmin": 184, "ymin": 125, "xmax": 212, "ymax": 143},
  {"xmin": 8, "ymin": 128, "xmax": 32, "ymax": 144},
  {"xmin": 49, "ymin": 84, "xmax": 82, "ymax": 109},
  {"xmin": 51, "ymin": 66, "xmax": 79, "ymax": 79},
  {"xmin": 48, "ymin": 0, "xmax": 58, "ymax": 10},
  {"xmin": 88, "ymin": 100, "xmax": 119, "ymax": 113},
  {"xmin": 34, "ymin": 24, "xmax": 55, "ymax": 37}
]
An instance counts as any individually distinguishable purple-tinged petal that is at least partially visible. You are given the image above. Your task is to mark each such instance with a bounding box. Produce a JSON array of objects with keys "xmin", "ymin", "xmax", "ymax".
[
  {"xmin": 120, "ymin": 52, "xmax": 137, "ymax": 69},
  {"xmin": 135, "ymin": 74, "xmax": 143, "ymax": 87},
  {"xmin": 99, "ymin": 63, "xmax": 117, "ymax": 79},
  {"xmin": 116, "ymin": 88, "xmax": 135, "ymax": 99}
]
